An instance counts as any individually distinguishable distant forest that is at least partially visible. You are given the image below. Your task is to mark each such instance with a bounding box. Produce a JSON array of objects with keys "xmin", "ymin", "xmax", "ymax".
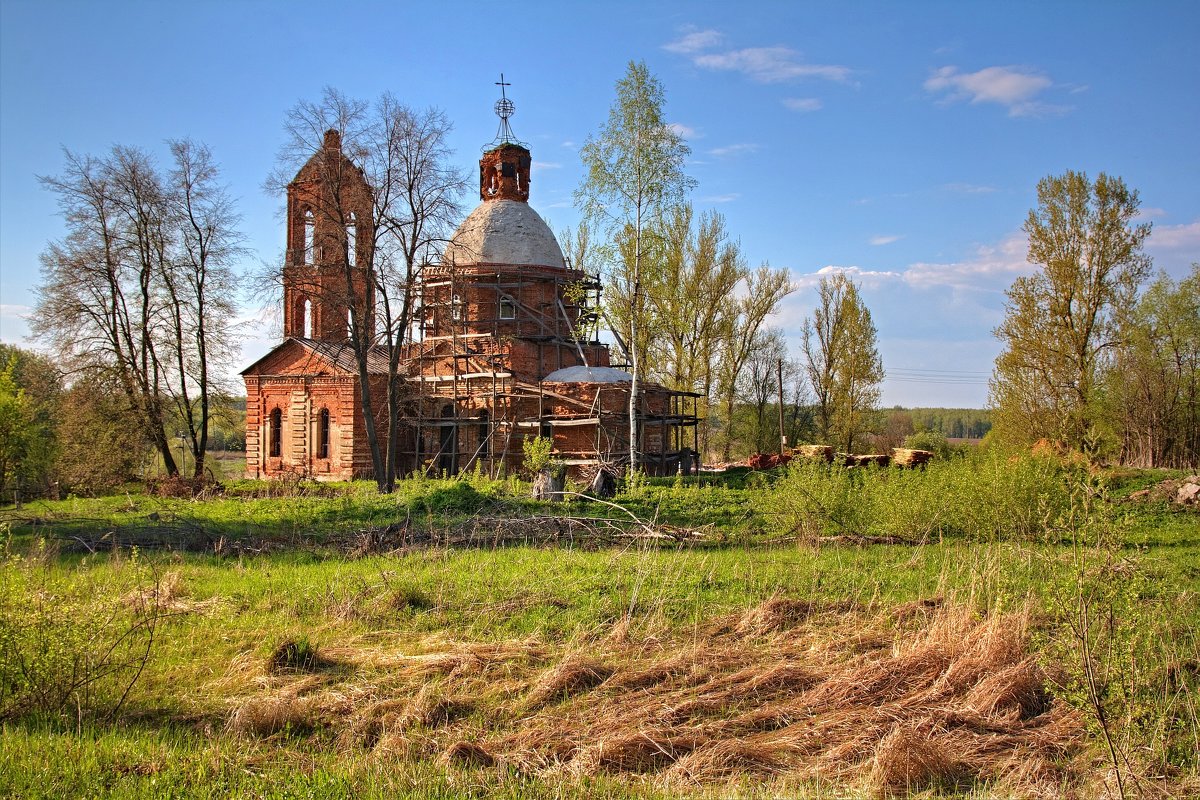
[{"xmin": 902, "ymin": 408, "xmax": 992, "ymax": 439}]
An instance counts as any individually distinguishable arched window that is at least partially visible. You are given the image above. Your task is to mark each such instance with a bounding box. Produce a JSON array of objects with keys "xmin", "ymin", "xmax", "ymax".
[
  {"xmin": 451, "ymin": 293, "xmax": 462, "ymax": 322},
  {"xmin": 317, "ymin": 408, "xmax": 330, "ymax": 459},
  {"xmin": 346, "ymin": 213, "xmax": 357, "ymax": 267},
  {"xmin": 499, "ymin": 298, "xmax": 516, "ymax": 320},
  {"xmin": 303, "ymin": 210, "xmax": 315, "ymax": 265},
  {"xmin": 269, "ymin": 408, "xmax": 282, "ymax": 458},
  {"xmin": 303, "ymin": 299, "xmax": 312, "ymax": 338}
]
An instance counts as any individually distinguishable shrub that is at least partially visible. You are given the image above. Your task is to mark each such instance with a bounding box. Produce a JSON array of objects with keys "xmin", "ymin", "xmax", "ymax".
[
  {"xmin": 0, "ymin": 538, "xmax": 161, "ymax": 720},
  {"xmin": 766, "ymin": 449, "xmax": 1075, "ymax": 543}
]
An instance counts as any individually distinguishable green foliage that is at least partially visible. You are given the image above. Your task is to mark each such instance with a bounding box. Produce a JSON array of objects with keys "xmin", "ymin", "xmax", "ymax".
[
  {"xmin": 54, "ymin": 377, "xmax": 150, "ymax": 495},
  {"xmin": 802, "ymin": 273, "xmax": 883, "ymax": 453},
  {"xmin": 768, "ymin": 448, "xmax": 1075, "ymax": 542},
  {"xmin": 903, "ymin": 430, "xmax": 960, "ymax": 460},
  {"xmin": 0, "ymin": 348, "xmax": 60, "ymax": 502},
  {"xmin": 1104, "ymin": 265, "xmax": 1200, "ymax": 468},
  {"xmin": 0, "ymin": 538, "xmax": 159, "ymax": 720},
  {"xmin": 1039, "ymin": 478, "xmax": 1200, "ymax": 783},
  {"xmin": 992, "ymin": 171, "xmax": 1152, "ymax": 454},
  {"xmin": 521, "ymin": 436, "xmax": 557, "ymax": 477},
  {"xmin": 267, "ymin": 636, "xmax": 322, "ymax": 672}
]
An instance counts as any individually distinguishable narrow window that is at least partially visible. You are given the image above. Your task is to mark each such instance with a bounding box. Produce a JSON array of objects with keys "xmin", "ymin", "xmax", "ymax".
[
  {"xmin": 478, "ymin": 410, "xmax": 490, "ymax": 458},
  {"xmin": 317, "ymin": 408, "xmax": 330, "ymax": 459},
  {"xmin": 269, "ymin": 408, "xmax": 282, "ymax": 458},
  {"xmin": 499, "ymin": 298, "xmax": 516, "ymax": 320},
  {"xmin": 439, "ymin": 404, "xmax": 457, "ymax": 475},
  {"xmin": 303, "ymin": 210, "xmax": 315, "ymax": 265},
  {"xmin": 451, "ymin": 293, "xmax": 462, "ymax": 321},
  {"xmin": 303, "ymin": 299, "xmax": 312, "ymax": 338},
  {"xmin": 347, "ymin": 309, "xmax": 354, "ymax": 338},
  {"xmin": 346, "ymin": 213, "xmax": 357, "ymax": 267}
]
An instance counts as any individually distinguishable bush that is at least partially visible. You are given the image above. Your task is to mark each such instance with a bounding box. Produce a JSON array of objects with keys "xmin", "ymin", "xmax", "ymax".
[
  {"xmin": 766, "ymin": 449, "xmax": 1075, "ymax": 542},
  {"xmin": 0, "ymin": 538, "xmax": 161, "ymax": 720}
]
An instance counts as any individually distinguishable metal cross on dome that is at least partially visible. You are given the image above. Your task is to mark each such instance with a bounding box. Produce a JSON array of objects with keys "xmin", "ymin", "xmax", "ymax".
[{"xmin": 490, "ymin": 73, "xmax": 525, "ymax": 147}]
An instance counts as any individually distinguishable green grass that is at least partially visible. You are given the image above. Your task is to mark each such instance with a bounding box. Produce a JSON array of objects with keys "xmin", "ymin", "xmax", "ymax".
[{"xmin": 1, "ymin": 456, "xmax": 1198, "ymax": 798}]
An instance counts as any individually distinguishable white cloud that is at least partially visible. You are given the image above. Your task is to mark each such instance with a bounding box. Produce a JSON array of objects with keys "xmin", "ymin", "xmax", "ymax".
[
  {"xmin": 667, "ymin": 122, "xmax": 699, "ymax": 139},
  {"xmin": 791, "ymin": 265, "xmax": 904, "ymax": 292},
  {"xmin": 560, "ymin": 140, "xmax": 576, "ymax": 149},
  {"xmin": 902, "ymin": 232, "xmax": 1031, "ymax": 291},
  {"xmin": 707, "ymin": 143, "xmax": 759, "ymax": 158},
  {"xmin": 941, "ymin": 182, "xmax": 997, "ymax": 195},
  {"xmin": 869, "ymin": 235, "xmax": 902, "ymax": 246},
  {"xmin": 694, "ymin": 46, "xmax": 853, "ymax": 83},
  {"xmin": 531, "ymin": 161, "xmax": 562, "ymax": 173},
  {"xmin": 782, "ymin": 97, "xmax": 823, "ymax": 112},
  {"xmin": 663, "ymin": 28, "xmax": 723, "ymax": 54},
  {"xmin": 1135, "ymin": 206, "xmax": 1167, "ymax": 220},
  {"xmin": 700, "ymin": 193, "xmax": 741, "ymax": 203},
  {"xmin": 1148, "ymin": 219, "xmax": 1200, "ymax": 250},
  {"xmin": 0, "ymin": 304, "xmax": 32, "ymax": 343},
  {"xmin": 924, "ymin": 65, "xmax": 1063, "ymax": 116}
]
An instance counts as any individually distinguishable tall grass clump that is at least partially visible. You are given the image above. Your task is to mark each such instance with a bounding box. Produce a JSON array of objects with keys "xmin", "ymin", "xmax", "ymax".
[
  {"xmin": 1039, "ymin": 478, "xmax": 1200, "ymax": 796},
  {"xmin": 765, "ymin": 448, "xmax": 1076, "ymax": 542},
  {"xmin": 0, "ymin": 536, "xmax": 162, "ymax": 721}
]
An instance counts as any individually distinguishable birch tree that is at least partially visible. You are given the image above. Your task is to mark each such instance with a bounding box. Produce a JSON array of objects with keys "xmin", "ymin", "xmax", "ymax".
[{"xmin": 576, "ymin": 61, "xmax": 694, "ymax": 474}]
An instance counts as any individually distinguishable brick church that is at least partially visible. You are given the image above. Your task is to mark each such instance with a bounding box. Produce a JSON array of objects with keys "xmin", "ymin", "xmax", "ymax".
[{"xmin": 242, "ymin": 96, "xmax": 698, "ymax": 481}]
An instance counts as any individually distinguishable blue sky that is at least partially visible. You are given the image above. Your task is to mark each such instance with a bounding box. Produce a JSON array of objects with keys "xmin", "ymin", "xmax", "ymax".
[{"xmin": 2, "ymin": 0, "xmax": 1197, "ymax": 407}]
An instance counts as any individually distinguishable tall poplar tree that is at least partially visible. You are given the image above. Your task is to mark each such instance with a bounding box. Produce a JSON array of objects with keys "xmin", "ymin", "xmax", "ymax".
[
  {"xmin": 990, "ymin": 171, "xmax": 1151, "ymax": 451},
  {"xmin": 576, "ymin": 61, "xmax": 694, "ymax": 474},
  {"xmin": 802, "ymin": 273, "xmax": 883, "ymax": 453}
]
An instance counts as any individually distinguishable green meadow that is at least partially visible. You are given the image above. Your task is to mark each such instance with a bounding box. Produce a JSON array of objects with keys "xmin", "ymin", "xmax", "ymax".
[{"xmin": 2, "ymin": 453, "xmax": 1197, "ymax": 798}]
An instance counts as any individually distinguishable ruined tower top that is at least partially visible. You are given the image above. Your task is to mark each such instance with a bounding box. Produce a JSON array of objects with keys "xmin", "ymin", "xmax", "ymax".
[{"xmin": 479, "ymin": 75, "xmax": 531, "ymax": 202}]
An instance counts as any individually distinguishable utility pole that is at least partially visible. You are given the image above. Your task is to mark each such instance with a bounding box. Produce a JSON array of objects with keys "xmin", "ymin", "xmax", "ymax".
[{"xmin": 777, "ymin": 358, "xmax": 786, "ymax": 456}]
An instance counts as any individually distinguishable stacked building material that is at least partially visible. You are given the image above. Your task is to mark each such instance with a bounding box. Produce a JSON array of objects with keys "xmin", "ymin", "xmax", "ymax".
[
  {"xmin": 794, "ymin": 445, "xmax": 834, "ymax": 462},
  {"xmin": 891, "ymin": 448, "xmax": 934, "ymax": 468}
]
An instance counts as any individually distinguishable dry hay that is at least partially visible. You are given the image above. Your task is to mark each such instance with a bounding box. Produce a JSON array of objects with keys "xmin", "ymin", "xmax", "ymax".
[
  {"xmin": 218, "ymin": 598, "xmax": 1114, "ymax": 796},
  {"xmin": 868, "ymin": 724, "xmax": 963, "ymax": 797},
  {"xmin": 441, "ymin": 740, "xmax": 496, "ymax": 768},
  {"xmin": 525, "ymin": 655, "xmax": 614, "ymax": 709}
]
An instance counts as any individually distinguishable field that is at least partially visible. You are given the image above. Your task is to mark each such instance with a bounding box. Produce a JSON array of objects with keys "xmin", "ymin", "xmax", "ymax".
[{"xmin": 1, "ymin": 453, "xmax": 1197, "ymax": 799}]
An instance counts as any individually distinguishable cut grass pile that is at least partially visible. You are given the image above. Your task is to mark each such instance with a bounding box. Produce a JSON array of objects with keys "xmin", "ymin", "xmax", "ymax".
[{"xmin": 199, "ymin": 597, "xmax": 1087, "ymax": 796}]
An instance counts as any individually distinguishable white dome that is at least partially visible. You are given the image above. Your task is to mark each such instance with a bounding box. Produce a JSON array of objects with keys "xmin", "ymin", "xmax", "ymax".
[
  {"xmin": 543, "ymin": 366, "xmax": 633, "ymax": 383},
  {"xmin": 443, "ymin": 200, "xmax": 565, "ymax": 269}
]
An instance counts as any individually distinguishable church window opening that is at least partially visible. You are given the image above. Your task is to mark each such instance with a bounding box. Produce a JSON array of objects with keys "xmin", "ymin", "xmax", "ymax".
[
  {"xmin": 499, "ymin": 298, "xmax": 516, "ymax": 320},
  {"xmin": 347, "ymin": 309, "xmax": 354, "ymax": 338},
  {"xmin": 303, "ymin": 299, "xmax": 312, "ymax": 338},
  {"xmin": 439, "ymin": 404, "xmax": 457, "ymax": 475},
  {"xmin": 346, "ymin": 213, "xmax": 357, "ymax": 267},
  {"xmin": 269, "ymin": 408, "xmax": 282, "ymax": 458},
  {"xmin": 317, "ymin": 408, "xmax": 330, "ymax": 459},
  {"xmin": 303, "ymin": 210, "xmax": 315, "ymax": 265},
  {"xmin": 451, "ymin": 294, "xmax": 462, "ymax": 321},
  {"xmin": 478, "ymin": 410, "xmax": 491, "ymax": 458}
]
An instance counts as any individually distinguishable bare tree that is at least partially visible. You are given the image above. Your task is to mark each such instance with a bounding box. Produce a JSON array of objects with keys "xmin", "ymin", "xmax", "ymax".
[
  {"xmin": 716, "ymin": 264, "xmax": 792, "ymax": 460},
  {"xmin": 270, "ymin": 89, "xmax": 467, "ymax": 492},
  {"xmin": 35, "ymin": 144, "xmax": 244, "ymax": 479}
]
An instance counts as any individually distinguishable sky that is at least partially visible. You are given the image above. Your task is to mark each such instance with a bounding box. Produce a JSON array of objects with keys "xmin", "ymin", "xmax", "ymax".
[{"xmin": 1, "ymin": 0, "xmax": 1197, "ymax": 408}]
